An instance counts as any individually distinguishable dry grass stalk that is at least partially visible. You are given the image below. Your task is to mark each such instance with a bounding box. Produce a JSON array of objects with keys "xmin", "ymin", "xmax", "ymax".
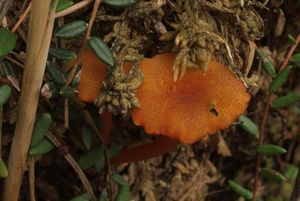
[
  {"xmin": 2, "ymin": 1, "xmax": 57, "ymax": 200},
  {"xmin": 28, "ymin": 156, "xmax": 36, "ymax": 201}
]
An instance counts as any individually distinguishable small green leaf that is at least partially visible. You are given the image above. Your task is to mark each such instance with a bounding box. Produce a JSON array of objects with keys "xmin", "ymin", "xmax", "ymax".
[
  {"xmin": 261, "ymin": 167, "xmax": 287, "ymax": 182},
  {"xmin": 228, "ymin": 180, "xmax": 253, "ymax": 200},
  {"xmin": 88, "ymin": 37, "xmax": 114, "ymax": 66},
  {"xmin": 0, "ymin": 28, "xmax": 17, "ymax": 57},
  {"xmin": 70, "ymin": 193, "xmax": 90, "ymax": 201},
  {"xmin": 31, "ymin": 113, "xmax": 52, "ymax": 147},
  {"xmin": 59, "ymin": 85, "xmax": 76, "ymax": 98},
  {"xmin": 82, "ymin": 125, "xmax": 92, "ymax": 150},
  {"xmin": 291, "ymin": 53, "xmax": 300, "ymax": 63},
  {"xmin": 115, "ymin": 185, "xmax": 131, "ymax": 201},
  {"xmin": 49, "ymin": 47, "xmax": 77, "ymax": 60},
  {"xmin": 99, "ymin": 192, "xmax": 107, "ymax": 201},
  {"xmin": 272, "ymin": 92, "xmax": 300, "ymax": 109},
  {"xmin": 288, "ymin": 34, "xmax": 297, "ymax": 44},
  {"xmin": 103, "ymin": 0, "xmax": 137, "ymax": 7},
  {"xmin": 270, "ymin": 65, "xmax": 292, "ymax": 93},
  {"xmin": 56, "ymin": 21, "xmax": 87, "ymax": 39},
  {"xmin": 56, "ymin": 0, "xmax": 73, "ymax": 12},
  {"xmin": 112, "ymin": 174, "xmax": 129, "ymax": 186},
  {"xmin": 257, "ymin": 49, "xmax": 276, "ymax": 78},
  {"xmin": 238, "ymin": 115, "xmax": 259, "ymax": 138},
  {"xmin": 78, "ymin": 145, "xmax": 104, "ymax": 170},
  {"xmin": 46, "ymin": 61, "xmax": 67, "ymax": 85},
  {"xmin": 284, "ymin": 164, "xmax": 299, "ymax": 181},
  {"xmin": 257, "ymin": 144, "xmax": 286, "ymax": 155},
  {"xmin": 0, "ymin": 158, "xmax": 8, "ymax": 178},
  {"xmin": 29, "ymin": 138, "xmax": 55, "ymax": 155},
  {"xmin": 0, "ymin": 84, "xmax": 12, "ymax": 106}
]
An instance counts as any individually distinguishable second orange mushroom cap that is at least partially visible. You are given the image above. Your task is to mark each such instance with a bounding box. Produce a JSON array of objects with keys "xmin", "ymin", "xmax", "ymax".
[
  {"xmin": 132, "ymin": 53, "xmax": 250, "ymax": 144},
  {"xmin": 78, "ymin": 51, "xmax": 250, "ymax": 144}
]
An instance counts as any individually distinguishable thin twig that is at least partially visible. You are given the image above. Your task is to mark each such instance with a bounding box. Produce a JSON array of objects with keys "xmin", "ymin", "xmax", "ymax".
[
  {"xmin": 252, "ymin": 34, "xmax": 300, "ymax": 201},
  {"xmin": 64, "ymin": 99, "xmax": 69, "ymax": 128},
  {"xmin": 28, "ymin": 156, "xmax": 36, "ymax": 201},
  {"xmin": 252, "ymin": 92, "xmax": 272, "ymax": 200},
  {"xmin": 4, "ymin": 56, "xmax": 25, "ymax": 69},
  {"xmin": 19, "ymin": 0, "xmax": 30, "ymax": 15},
  {"xmin": 0, "ymin": 76, "xmax": 10, "ymax": 85},
  {"xmin": 11, "ymin": 2, "xmax": 31, "ymax": 33},
  {"xmin": 55, "ymin": 0, "xmax": 92, "ymax": 18},
  {"xmin": 46, "ymin": 132, "xmax": 97, "ymax": 201},
  {"xmin": 67, "ymin": 0, "xmax": 102, "ymax": 84},
  {"xmin": 279, "ymin": 35, "xmax": 300, "ymax": 70},
  {"xmin": 7, "ymin": 0, "xmax": 29, "ymax": 28}
]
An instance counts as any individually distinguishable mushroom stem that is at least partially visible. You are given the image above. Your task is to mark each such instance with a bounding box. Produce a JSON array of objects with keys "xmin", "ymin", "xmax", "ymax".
[
  {"xmin": 99, "ymin": 112, "xmax": 112, "ymax": 145},
  {"xmin": 110, "ymin": 136, "xmax": 179, "ymax": 164}
]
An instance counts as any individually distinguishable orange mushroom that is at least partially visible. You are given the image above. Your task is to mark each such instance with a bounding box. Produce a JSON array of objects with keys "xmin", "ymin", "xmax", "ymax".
[
  {"xmin": 132, "ymin": 53, "xmax": 250, "ymax": 144},
  {"xmin": 77, "ymin": 50, "xmax": 250, "ymax": 163}
]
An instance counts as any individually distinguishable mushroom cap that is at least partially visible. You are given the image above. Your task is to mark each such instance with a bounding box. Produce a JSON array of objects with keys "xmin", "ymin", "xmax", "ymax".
[
  {"xmin": 77, "ymin": 48, "xmax": 107, "ymax": 102},
  {"xmin": 132, "ymin": 53, "xmax": 250, "ymax": 144}
]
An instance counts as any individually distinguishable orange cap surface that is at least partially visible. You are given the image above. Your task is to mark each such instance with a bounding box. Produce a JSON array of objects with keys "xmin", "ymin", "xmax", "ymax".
[
  {"xmin": 77, "ymin": 48, "xmax": 107, "ymax": 102},
  {"xmin": 132, "ymin": 53, "xmax": 250, "ymax": 144}
]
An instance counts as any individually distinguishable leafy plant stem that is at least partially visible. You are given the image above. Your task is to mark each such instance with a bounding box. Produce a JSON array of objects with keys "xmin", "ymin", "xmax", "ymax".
[
  {"xmin": 280, "ymin": 34, "xmax": 300, "ymax": 70},
  {"xmin": 66, "ymin": 0, "xmax": 102, "ymax": 84},
  {"xmin": 252, "ymin": 34, "xmax": 300, "ymax": 201},
  {"xmin": 83, "ymin": 110, "xmax": 114, "ymax": 201}
]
